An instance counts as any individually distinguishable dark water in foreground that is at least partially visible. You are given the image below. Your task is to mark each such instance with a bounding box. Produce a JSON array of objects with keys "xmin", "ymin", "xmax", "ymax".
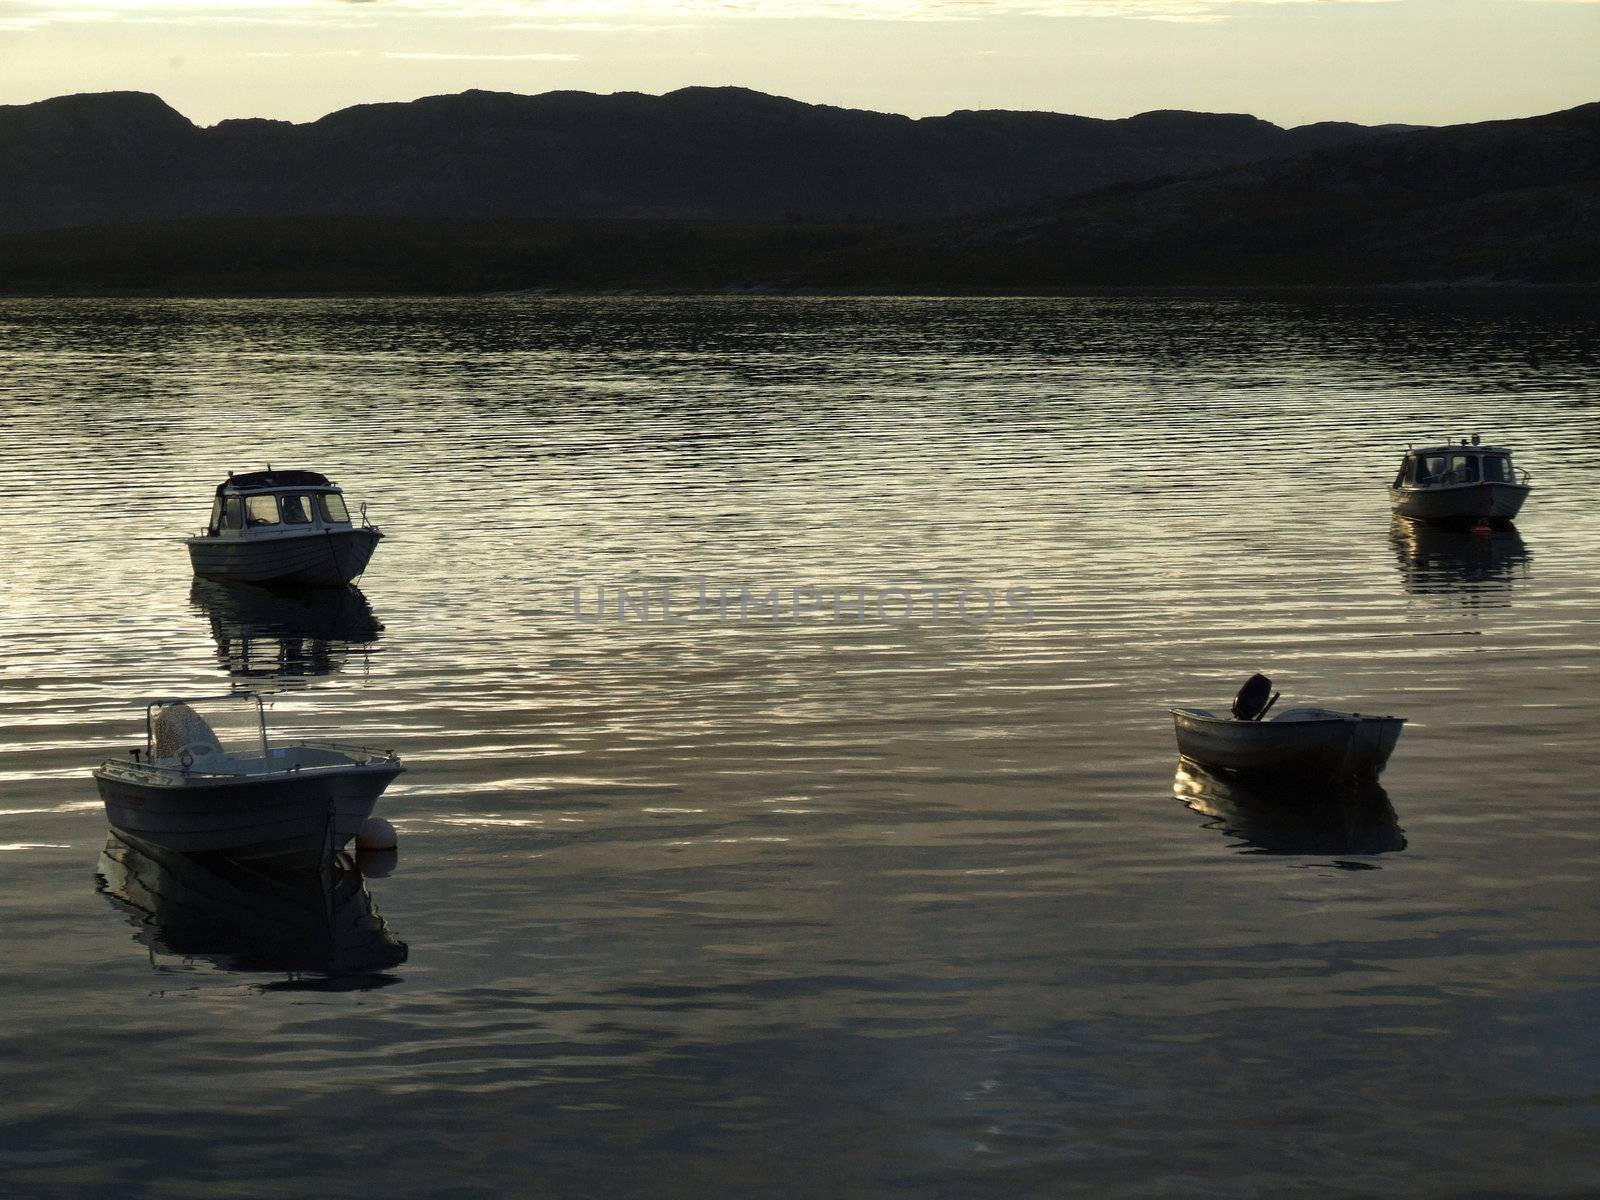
[{"xmin": 2, "ymin": 295, "xmax": 1598, "ymax": 1198}]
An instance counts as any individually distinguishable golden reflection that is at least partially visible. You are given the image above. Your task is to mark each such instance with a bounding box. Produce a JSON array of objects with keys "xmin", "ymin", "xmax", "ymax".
[
  {"xmin": 1390, "ymin": 517, "xmax": 1530, "ymax": 608},
  {"xmin": 1174, "ymin": 759, "xmax": 1405, "ymax": 858},
  {"xmin": 95, "ymin": 830, "xmax": 407, "ymax": 984},
  {"xmin": 189, "ymin": 578, "xmax": 383, "ymax": 682}
]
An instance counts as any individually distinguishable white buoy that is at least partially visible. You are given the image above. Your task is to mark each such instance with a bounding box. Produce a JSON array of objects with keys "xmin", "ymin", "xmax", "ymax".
[
  {"xmin": 356, "ymin": 848, "xmax": 398, "ymax": 879},
  {"xmin": 356, "ymin": 816, "xmax": 398, "ymax": 851}
]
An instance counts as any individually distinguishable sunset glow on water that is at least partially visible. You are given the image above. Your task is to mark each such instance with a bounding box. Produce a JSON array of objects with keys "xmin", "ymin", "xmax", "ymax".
[{"xmin": 2, "ymin": 294, "xmax": 1598, "ymax": 1197}]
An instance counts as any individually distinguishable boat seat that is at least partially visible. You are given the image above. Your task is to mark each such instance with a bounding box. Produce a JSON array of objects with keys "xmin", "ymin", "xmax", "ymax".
[{"xmin": 153, "ymin": 703, "xmax": 223, "ymax": 761}]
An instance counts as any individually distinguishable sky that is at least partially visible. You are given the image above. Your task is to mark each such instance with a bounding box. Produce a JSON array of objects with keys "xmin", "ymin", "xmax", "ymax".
[{"xmin": 0, "ymin": 0, "xmax": 1596, "ymax": 129}]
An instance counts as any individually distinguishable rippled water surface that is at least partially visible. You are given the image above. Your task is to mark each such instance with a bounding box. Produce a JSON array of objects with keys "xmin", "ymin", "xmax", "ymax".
[{"xmin": 2, "ymin": 295, "xmax": 1598, "ymax": 1198}]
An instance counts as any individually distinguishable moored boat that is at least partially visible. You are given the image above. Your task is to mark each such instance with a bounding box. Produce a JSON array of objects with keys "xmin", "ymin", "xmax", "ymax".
[
  {"xmin": 186, "ymin": 469, "xmax": 383, "ymax": 586},
  {"xmin": 1171, "ymin": 675, "xmax": 1405, "ymax": 781},
  {"xmin": 93, "ymin": 693, "xmax": 402, "ymax": 864},
  {"xmin": 1388, "ymin": 439, "xmax": 1531, "ymax": 525}
]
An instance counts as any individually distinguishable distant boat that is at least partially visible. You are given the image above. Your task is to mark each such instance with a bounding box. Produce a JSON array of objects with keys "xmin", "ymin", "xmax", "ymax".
[
  {"xmin": 97, "ymin": 830, "xmax": 407, "ymax": 980},
  {"xmin": 1171, "ymin": 674, "xmax": 1405, "ymax": 781},
  {"xmin": 186, "ymin": 469, "xmax": 383, "ymax": 586},
  {"xmin": 1388, "ymin": 440, "xmax": 1531, "ymax": 524},
  {"xmin": 93, "ymin": 693, "xmax": 403, "ymax": 864}
]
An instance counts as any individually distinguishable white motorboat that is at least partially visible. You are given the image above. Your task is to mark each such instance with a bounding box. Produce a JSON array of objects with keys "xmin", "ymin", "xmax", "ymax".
[
  {"xmin": 1171, "ymin": 675, "xmax": 1405, "ymax": 781},
  {"xmin": 97, "ymin": 829, "xmax": 407, "ymax": 979},
  {"xmin": 1389, "ymin": 439, "xmax": 1531, "ymax": 525},
  {"xmin": 93, "ymin": 693, "xmax": 402, "ymax": 863},
  {"xmin": 186, "ymin": 469, "xmax": 383, "ymax": 586}
]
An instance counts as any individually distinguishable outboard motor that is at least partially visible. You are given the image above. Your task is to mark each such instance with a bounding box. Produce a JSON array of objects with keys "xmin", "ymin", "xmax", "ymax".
[{"xmin": 1231, "ymin": 673, "xmax": 1280, "ymax": 722}]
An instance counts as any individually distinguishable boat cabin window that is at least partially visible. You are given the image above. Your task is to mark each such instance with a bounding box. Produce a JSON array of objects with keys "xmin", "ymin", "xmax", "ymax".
[
  {"xmin": 317, "ymin": 493, "xmax": 351, "ymax": 524},
  {"xmin": 1415, "ymin": 453, "xmax": 1479, "ymax": 485},
  {"xmin": 245, "ymin": 495, "xmax": 281, "ymax": 526},
  {"xmin": 221, "ymin": 497, "xmax": 243, "ymax": 530},
  {"xmin": 1415, "ymin": 454, "xmax": 1448, "ymax": 484},
  {"xmin": 208, "ymin": 497, "xmax": 223, "ymax": 534},
  {"xmin": 1482, "ymin": 455, "xmax": 1513, "ymax": 483},
  {"xmin": 280, "ymin": 494, "xmax": 314, "ymax": 525}
]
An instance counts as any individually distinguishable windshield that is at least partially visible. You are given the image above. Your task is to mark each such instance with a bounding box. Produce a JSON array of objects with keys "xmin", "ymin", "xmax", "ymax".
[
  {"xmin": 280, "ymin": 494, "xmax": 314, "ymax": 525},
  {"xmin": 318, "ymin": 493, "xmax": 351, "ymax": 524},
  {"xmin": 245, "ymin": 495, "xmax": 280, "ymax": 526},
  {"xmin": 149, "ymin": 697, "xmax": 266, "ymax": 762},
  {"xmin": 1416, "ymin": 453, "xmax": 1479, "ymax": 485}
]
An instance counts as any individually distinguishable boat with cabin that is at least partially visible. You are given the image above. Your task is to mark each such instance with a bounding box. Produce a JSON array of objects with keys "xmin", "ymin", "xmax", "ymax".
[
  {"xmin": 93, "ymin": 693, "xmax": 403, "ymax": 864},
  {"xmin": 1171, "ymin": 674, "xmax": 1406, "ymax": 782},
  {"xmin": 1389, "ymin": 439, "xmax": 1531, "ymax": 525},
  {"xmin": 187, "ymin": 469, "xmax": 383, "ymax": 586}
]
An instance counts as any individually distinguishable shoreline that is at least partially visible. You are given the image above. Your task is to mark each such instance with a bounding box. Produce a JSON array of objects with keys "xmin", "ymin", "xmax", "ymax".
[{"xmin": 3, "ymin": 283, "xmax": 1598, "ymax": 300}]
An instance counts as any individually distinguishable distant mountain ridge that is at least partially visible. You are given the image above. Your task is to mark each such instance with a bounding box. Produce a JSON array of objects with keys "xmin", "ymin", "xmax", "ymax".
[{"xmin": 0, "ymin": 86, "xmax": 1412, "ymax": 233}]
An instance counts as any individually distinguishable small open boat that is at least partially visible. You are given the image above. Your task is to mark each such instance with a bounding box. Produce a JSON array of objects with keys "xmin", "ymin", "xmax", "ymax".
[
  {"xmin": 1389, "ymin": 439, "xmax": 1531, "ymax": 525},
  {"xmin": 1171, "ymin": 675, "xmax": 1405, "ymax": 781},
  {"xmin": 187, "ymin": 469, "xmax": 383, "ymax": 586},
  {"xmin": 93, "ymin": 693, "xmax": 402, "ymax": 863}
]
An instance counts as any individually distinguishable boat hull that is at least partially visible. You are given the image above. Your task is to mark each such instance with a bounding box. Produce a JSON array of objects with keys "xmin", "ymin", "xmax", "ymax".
[
  {"xmin": 1171, "ymin": 709, "xmax": 1404, "ymax": 780},
  {"xmin": 187, "ymin": 528, "xmax": 381, "ymax": 586},
  {"xmin": 1388, "ymin": 481, "xmax": 1530, "ymax": 524},
  {"xmin": 94, "ymin": 763, "xmax": 401, "ymax": 864}
]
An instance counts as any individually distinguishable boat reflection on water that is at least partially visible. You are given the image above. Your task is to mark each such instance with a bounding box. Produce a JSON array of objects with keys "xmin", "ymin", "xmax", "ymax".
[
  {"xmin": 96, "ymin": 829, "xmax": 407, "ymax": 986},
  {"xmin": 1174, "ymin": 759, "xmax": 1406, "ymax": 858},
  {"xmin": 190, "ymin": 578, "xmax": 383, "ymax": 680},
  {"xmin": 1391, "ymin": 517, "xmax": 1530, "ymax": 607}
]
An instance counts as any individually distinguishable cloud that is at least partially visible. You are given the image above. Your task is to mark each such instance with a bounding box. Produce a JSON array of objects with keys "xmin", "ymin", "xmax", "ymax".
[
  {"xmin": 496, "ymin": 20, "xmax": 701, "ymax": 30},
  {"xmin": 1, "ymin": 0, "xmax": 1405, "ymax": 30},
  {"xmin": 383, "ymin": 49, "xmax": 579, "ymax": 57}
]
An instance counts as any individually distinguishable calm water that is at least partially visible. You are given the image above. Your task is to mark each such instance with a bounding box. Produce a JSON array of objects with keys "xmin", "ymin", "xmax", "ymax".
[{"xmin": 2, "ymin": 295, "xmax": 1598, "ymax": 1198}]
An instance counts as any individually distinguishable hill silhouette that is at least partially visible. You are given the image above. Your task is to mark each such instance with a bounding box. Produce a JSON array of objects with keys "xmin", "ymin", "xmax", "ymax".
[
  {"xmin": 817, "ymin": 101, "xmax": 1600, "ymax": 288},
  {"xmin": 0, "ymin": 86, "xmax": 1403, "ymax": 232},
  {"xmin": 0, "ymin": 97, "xmax": 1593, "ymax": 291}
]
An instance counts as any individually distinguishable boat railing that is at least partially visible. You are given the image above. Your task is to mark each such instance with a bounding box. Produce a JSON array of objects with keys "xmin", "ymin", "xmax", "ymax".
[
  {"xmin": 295, "ymin": 739, "xmax": 400, "ymax": 766},
  {"xmin": 108, "ymin": 742, "xmax": 397, "ymax": 778},
  {"xmin": 110, "ymin": 757, "xmax": 260, "ymax": 781}
]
